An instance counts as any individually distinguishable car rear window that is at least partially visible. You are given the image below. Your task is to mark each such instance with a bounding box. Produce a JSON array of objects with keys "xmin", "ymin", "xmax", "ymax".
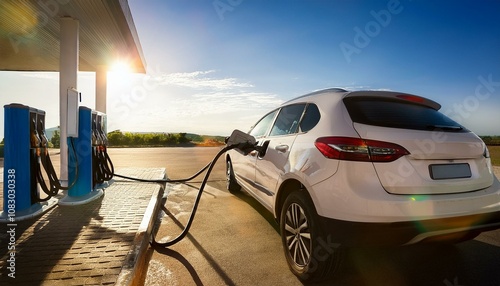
[
  {"xmin": 270, "ymin": 104, "xmax": 306, "ymax": 136},
  {"xmin": 300, "ymin": 103, "xmax": 320, "ymax": 132},
  {"xmin": 343, "ymin": 97, "xmax": 467, "ymax": 132}
]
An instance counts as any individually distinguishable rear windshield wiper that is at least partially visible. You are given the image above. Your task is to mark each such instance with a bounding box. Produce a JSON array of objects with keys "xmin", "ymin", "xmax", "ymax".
[{"xmin": 426, "ymin": 125, "xmax": 463, "ymax": 131}]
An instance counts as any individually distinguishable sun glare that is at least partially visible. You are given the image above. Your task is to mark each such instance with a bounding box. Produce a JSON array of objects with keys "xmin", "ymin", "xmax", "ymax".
[
  {"xmin": 110, "ymin": 61, "xmax": 132, "ymax": 74},
  {"xmin": 108, "ymin": 61, "xmax": 134, "ymax": 86}
]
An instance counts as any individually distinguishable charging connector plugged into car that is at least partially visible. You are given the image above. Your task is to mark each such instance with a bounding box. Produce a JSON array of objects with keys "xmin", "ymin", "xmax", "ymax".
[{"xmin": 225, "ymin": 129, "xmax": 260, "ymax": 155}]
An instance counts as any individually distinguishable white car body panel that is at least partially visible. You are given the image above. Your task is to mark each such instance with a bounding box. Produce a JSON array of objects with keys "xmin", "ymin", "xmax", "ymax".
[
  {"xmin": 353, "ymin": 123, "xmax": 494, "ymax": 195},
  {"xmin": 254, "ymin": 134, "xmax": 298, "ymax": 210},
  {"xmin": 310, "ymin": 160, "xmax": 500, "ymax": 222},
  {"xmin": 227, "ymin": 88, "xmax": 500, "ymax": 242}
]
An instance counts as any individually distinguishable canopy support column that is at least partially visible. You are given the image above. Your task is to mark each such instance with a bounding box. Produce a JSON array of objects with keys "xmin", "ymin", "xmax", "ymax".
[
  {"xmin": 59, "ymin": 17, "xmax": 79, "ymax": 184},
  {"xmin": 96, "ymin": 65, "xmax": 107, "ymax": 113}
]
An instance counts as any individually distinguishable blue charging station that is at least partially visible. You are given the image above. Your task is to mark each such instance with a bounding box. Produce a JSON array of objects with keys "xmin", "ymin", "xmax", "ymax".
[
  {"xmin": 1, "ymin": 104, "xmax": 58, "ymax": 222},
  {"xmin": 59, "ymin": 107, "xmax": 105, "ymax": 205},
  {"xmin": 2, "ymin": 99, "xmax": 113, "ymax": 219}
]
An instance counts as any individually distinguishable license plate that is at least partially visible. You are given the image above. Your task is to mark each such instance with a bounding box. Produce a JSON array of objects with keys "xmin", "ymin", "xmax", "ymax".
[{"xmin": 429, "ymin": 163, "xmax": 471, "ymax": 180}]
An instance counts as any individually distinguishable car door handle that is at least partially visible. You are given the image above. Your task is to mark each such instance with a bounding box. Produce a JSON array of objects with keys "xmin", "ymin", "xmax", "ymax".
[{"xmin": 275, "ymin": 144, "xmax": 289, "ymax": 153}]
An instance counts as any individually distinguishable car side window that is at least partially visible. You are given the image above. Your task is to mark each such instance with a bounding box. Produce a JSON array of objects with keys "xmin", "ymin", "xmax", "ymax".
[
  {"xmin": 269, "ymin": 104, "xmax": 306, "ymax": 136},
  {"xmin": 299, "ymin": 103, "xmax": 320, "ymax": 132},
  {"xmin": 249, "ymin": 110, "xmax": 278, "ymax": 138}
]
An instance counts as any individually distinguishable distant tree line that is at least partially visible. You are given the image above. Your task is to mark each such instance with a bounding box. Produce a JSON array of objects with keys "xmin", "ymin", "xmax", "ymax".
[
  {"xmin": 0, "ymin": 134, "xmax": 497, "ymax": 157},
  {"xmin": 51, "ymin": 130, "xmax": 60, "ymax": 148},
  {"xmin": 480, "ymin": 136, "xmax": 500, "ymax": 146},
  {"xmin": 0, "ymin": 131, "xmax": 225, "ymax": 154},
  {"xmin": 107, "ymin": 130, "xmax": 191, "ymax": 147}
]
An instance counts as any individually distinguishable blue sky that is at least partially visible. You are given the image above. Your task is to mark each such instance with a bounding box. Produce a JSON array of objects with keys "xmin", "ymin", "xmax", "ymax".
[{"xmin": 1, "ymin": 0, "xmax": 500, "ymax": 138}]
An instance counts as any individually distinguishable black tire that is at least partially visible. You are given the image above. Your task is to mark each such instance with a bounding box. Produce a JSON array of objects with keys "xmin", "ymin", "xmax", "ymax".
[
  {"xmin": 280, "ymin": 191, "xmax": 342, "ymax": 282},
  {"xmin": 226, "ymin": 159, "xmax": 241, "ymax": 193}
]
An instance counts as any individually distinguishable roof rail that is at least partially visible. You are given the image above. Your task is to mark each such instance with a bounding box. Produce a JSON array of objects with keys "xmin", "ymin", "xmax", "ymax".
[{"xmin": 323, "ymin": 87, "xmax": 349, "ymax": 93}]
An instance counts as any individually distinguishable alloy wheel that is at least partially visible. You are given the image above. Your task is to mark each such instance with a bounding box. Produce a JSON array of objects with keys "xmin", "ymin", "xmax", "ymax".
[
  {"xmin": 226, "ymin": 162, "xmax": 232, "ymax": 190},
  {"xmin": 284, "ymin": 202, "xmax": 312, "ymax": 267}
]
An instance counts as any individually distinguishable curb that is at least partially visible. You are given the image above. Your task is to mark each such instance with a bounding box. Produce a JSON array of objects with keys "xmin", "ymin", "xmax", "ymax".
[{"xmin": 116, "ymin": 182, "xmax": 166, "ymax": 286}]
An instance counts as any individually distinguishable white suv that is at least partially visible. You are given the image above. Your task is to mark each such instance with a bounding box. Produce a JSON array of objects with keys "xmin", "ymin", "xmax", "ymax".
[{"xmin": 225, "ymin": 88, "xmax": 500, "ymax": 282}]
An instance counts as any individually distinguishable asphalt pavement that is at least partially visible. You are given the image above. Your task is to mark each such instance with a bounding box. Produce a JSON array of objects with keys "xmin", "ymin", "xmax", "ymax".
[
  {"xmin": 1, "ymin": 148, "xmax": 499, "ymax": 285},
  {"xmin": 108, "ymin": 147, "xmax": 302, "ymax": 285},
  {"xmin": 105, "ymin": 148, "xmax": 500, "ymax": 286}
]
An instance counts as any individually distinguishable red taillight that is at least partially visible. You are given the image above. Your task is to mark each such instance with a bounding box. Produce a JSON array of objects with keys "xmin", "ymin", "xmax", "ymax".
[
  {"xmin": 314, "ymin": 137, "xmax": 410, "ymax": 162},
  {"xmin": 396, "ymin": 94, "xmax": 425, "ymax": 103}
]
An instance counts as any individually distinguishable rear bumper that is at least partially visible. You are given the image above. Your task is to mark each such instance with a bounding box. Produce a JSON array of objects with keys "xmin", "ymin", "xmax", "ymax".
[
  {"xmin": 310, "ymin": 161, "xmax": 500, "ymax": 223},
  {"xmin": 320, "ymin": 210, "xmax": 500, "ymax": 246}
]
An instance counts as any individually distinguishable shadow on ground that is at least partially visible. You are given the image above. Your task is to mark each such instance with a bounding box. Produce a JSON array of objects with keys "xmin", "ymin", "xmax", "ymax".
[{"xmin": 230, "ymin": 190, "xmax": 500, "ymax": 286}]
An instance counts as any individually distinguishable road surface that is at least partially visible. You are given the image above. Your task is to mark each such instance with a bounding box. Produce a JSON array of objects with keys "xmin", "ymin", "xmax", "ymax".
[
  {"xmin": 106, "ymin": 148, "xmax": 500, "ymax": 286},
  {"xmin": 1, "ymin": 148, "xmax": 499, "ymax": 285}
]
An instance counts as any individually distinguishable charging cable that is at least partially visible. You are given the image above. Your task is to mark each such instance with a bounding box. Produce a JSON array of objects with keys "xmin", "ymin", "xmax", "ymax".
[
  {"xmin": 36, "ymin": 137, "xmax": 79, "ymax": 202},
  {"xmin": 152, "ymin": 144, "xmax": 236, "ymax": 247},
  {"xmin": 110, "ymin": 139, "xmax": 259, "ymax": 248},
  {"xmin": 93, "ymin": 145, "xmax": 114, "ymax": 185},
  {"xmin": 113, "ymin": 161, "xmax": 209, "ymax": 184}
]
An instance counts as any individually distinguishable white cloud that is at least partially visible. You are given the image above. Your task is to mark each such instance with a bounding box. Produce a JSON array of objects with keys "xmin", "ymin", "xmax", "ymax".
[
  {"xmin": 106, "ymin": 69, "xmax": 285, "ymax": 135},
  {"xmin": 156, "ymin": 70, "xmax": 253, "ymax": 90},
  {"xmin": 146, "ymin": 70, "xmax": 283, "ymax": 117},
  {"xmin": 153, "ymin": 91, "xmax": 282, "ymax": 118},
  {"xmin": 193, "ymin": 91, "xmax": 282, "ymax": 107}
]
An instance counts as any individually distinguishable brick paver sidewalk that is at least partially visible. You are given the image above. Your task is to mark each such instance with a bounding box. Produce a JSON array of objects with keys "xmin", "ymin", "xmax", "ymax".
[{"xmin": 0, "ymin": 168, "xmax": 165, "ymax": 285}]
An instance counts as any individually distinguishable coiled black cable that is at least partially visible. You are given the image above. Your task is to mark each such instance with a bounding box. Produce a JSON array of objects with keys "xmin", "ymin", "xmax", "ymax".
[
  {"xmin": 111, "ymin": 142, "xmax": 254, "ymax": 248},
  {"xmin": 92, "ymin": 146, "xmax": 114, "ymax": 186},
  {"xmin": 36, "ymin": 138, "xmax": 79, "ymax": 202},
  {"xmin": 151, "ymin": 144, "xmax": 236, "ymax": 247},
  {"xmin": 101, "ymin": 147, "xmax": 114, "ymax": 181},
  {"xmin": 92, "ymin": 147, "xmax": 103, "ymax": 186}
]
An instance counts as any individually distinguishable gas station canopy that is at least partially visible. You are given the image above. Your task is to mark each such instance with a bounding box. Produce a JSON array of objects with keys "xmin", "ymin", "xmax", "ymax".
[
  {"xmin": 0, "ymin": 0, "xmax": 146, "ymax": 72},
  {"xmin": 0, "ymin": 0, "xmax": 147, "ymax": 183}
]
